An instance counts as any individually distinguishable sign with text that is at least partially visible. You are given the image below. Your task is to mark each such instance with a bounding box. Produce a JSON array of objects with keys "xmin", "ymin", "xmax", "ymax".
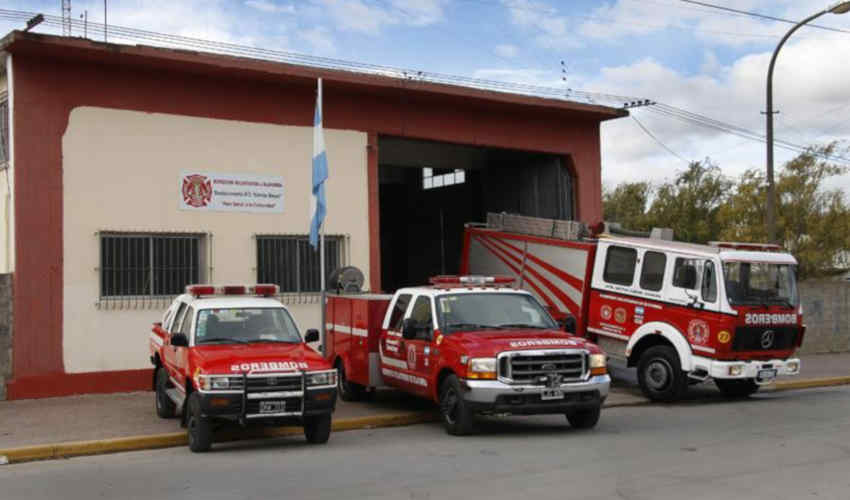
[{"xmin": 179, "ymin": 172, "xmax": 284, "ymax": 213}]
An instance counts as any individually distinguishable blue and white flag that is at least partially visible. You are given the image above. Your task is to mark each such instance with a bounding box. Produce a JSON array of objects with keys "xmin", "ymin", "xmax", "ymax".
[{"xmin": 310, "ymin": 78, "xmax": 328, "ymax": 249}]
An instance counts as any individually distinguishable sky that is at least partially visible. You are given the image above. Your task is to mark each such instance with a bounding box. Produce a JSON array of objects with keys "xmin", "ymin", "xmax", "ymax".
[{"xmin": 4, "ymin": 0, "xmax": 850, "ymax": 195}]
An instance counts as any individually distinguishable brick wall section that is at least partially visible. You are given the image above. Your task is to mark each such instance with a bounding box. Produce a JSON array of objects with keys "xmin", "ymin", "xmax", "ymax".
[
  {"xmin": 0, "ymin": 273, "xmax": 12, "ymax": 400},
  {"xmin": 798, "ymin": 280, "xmax": 850, "ymax": 354}
]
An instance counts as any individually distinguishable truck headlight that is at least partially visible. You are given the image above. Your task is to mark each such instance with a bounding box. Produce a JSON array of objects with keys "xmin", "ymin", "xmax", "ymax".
[
  {"xmin": 467, "ymin": 358, "xmax": 497, "ymax": 380},
  {"xmin": 589, "ymin": 353, "xmax": 607, "ymax": 376},
  {"xmin": 306, "ymin": 370, "xmax": 337, "ymax": 387},
  {"xmin": 197, "ymin": 375, "xmax": 241, "ymax": 391}
]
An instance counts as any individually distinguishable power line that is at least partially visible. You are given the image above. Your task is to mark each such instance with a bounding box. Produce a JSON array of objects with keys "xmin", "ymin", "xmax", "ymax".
[
  {"xmin": 631, "ymin": 115, "xmax": 690, "ymax": 164},
  {"xmin": 680, "ymin": 0, "xmax": 850, "ymax": 34}
]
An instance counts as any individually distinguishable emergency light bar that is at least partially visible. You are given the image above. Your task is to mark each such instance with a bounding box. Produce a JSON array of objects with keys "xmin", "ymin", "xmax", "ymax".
[
  {"xmin": 185, "ymin": 284, "xmax": 280, "ymax": 297},
  {"xmin": 708, "ymin": 241, "xmax": 783, "ymax": 252},
  {"xmin": 429, "ymin": 275, "xmax": 515, "ymax": 288}
]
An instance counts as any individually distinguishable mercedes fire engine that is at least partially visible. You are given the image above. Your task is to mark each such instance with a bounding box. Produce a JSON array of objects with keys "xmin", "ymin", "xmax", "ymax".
[
  {"xmin": 463, "ymin": 213, "xmax": 803, "ymax": 401},
  {"xmin": 324, "ymin": 275, "xmax": 610, "ymax": 435},
  {"xmin": 148, "ymin": 284, "xmax": 337, "ymax": 452}
]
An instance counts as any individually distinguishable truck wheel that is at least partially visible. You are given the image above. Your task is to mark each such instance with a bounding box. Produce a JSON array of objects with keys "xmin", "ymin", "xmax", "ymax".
[
  {"xmin": 715, "ymin": 378, "xmax": 759, "ymax": 398},
  {"xmin": 155, "ymin": 368, "xmax": 176, "ymax": 419},
  {"xmin": 439, "ymin": 375, "xmax": 474, "ymax": 436},
  {"xmin": 187, "ymin": 393, "xmax": 213, "ymax": 453},
  {"xmin": 337, "ymin": 361, "xmax": 367, "ymax": 402},
  {"xmin": 303, "ymin": 414, "xmax": 332, "ymax": 444},
  {"xmin": 637, "ymin": 345, "xmax": 687, "ymax": 402},
  {"xmin": 566, "ymin": 405, "xmax": 601, "ymax": 429}
]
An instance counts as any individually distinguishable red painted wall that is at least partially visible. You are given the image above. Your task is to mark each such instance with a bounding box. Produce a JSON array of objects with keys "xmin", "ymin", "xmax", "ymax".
[{"xmin": 5, "ymin": 39, "xmax": 613, "ymax": 399}]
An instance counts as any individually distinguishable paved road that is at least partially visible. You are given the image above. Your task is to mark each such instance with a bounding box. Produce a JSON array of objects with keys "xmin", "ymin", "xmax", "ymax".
[{"xmin": 3, "ymin": 386, "xmax": 850, "ymax": 500}]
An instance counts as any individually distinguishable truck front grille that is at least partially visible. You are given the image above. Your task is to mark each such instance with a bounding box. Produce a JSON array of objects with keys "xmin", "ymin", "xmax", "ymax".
[
  {"xmin": 246, "ymin": 374, "xmax": 302, "ymax": 392},
  {"xmin": 732, "ymin": 326, "xmax": 799, "ymax": 351},
  {"xmin": 498, "ymin": 350, "xmax": 587, "ymax": 384}
]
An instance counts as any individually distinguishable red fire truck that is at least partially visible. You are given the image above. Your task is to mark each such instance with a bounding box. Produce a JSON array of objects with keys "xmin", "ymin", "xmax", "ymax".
[
  {"xmin": 324, "ymin": 276, "xmax": 610, "ymax": 435},
  {"xmin": 149, "ymin": 284, "xmax": 337, "ymax": 452},
  {"xmin": 462, "ymin": 214, "xmax": 803, "ymax": 401}
]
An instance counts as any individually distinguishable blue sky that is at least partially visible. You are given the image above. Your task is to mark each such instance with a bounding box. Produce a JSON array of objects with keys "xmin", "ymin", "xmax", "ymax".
[{"xmin": 4, "ymin": 0, "xmax": 850, "ymax": 193}]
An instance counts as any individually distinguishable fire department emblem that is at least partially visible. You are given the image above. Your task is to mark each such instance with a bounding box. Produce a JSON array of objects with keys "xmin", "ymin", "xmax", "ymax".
[
  {"xmin": 614, "ymin": 307, "xmax": 627, "ymax": 324},
  {"xmin": 407, "ymin": 345, "xmax": 417, "ymax": 369},
  {"xmin": 687, "ymin": 319, "xmax": 710, "ymax": 345},
  {"xmin": 600, "ymin": 305, "xmax": 613, "ymax": 321},
  {"xmin": 182, "ymin": 174, "xmax": 213, "ymax": 208}
]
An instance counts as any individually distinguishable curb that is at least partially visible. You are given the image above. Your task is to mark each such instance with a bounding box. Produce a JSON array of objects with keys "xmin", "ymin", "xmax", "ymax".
[
  {"xmin": 0, "ymin": 411, "xmax": 439, "ymax": 465},
  {"xmin": 767, "ymin": 375, "xmax": 850, "ymax": 392}
]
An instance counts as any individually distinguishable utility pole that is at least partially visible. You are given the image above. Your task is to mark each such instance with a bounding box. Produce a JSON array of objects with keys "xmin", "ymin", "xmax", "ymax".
[{"xmin": 61, "ymin": 0, "xmax": 71, "ymax": 36}]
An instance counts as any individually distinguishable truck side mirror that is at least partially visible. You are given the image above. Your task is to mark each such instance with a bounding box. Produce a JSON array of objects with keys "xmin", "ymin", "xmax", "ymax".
[
  {"xmin": 402, "ymin": 318, "xmax": 418, "ymax": 340},
  {"xmin": 170, "ymin": 333, "xmax": 189, "ymax": 347},
  {"xmin": 305, "ymin": 329, "xmax": 320, "ymax": 343},
  {"xmin": 561, "ymin": 316, "xmax": 576, "ymax": 334}
]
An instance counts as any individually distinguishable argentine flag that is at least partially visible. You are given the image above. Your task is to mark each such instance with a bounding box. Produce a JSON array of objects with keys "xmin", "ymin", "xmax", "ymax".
[{"xmin": 310, "ymin": 78, "xmax": 328, "ymax": 249}]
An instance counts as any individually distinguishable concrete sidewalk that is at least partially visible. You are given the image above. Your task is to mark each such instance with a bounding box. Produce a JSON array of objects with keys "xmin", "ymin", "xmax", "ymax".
[{"xmin": 0, "ymin": 352, "xmax": 845, "ymax": 462}]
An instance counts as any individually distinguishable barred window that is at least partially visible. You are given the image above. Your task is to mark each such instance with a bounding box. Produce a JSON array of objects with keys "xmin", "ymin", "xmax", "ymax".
[
  {"xmin": 256, "ymin": 235, "xmax": 343, "ymax": 293},
  {"xmin": 100, "ymin": 233, "xmax": 205, "ymax": 297}
]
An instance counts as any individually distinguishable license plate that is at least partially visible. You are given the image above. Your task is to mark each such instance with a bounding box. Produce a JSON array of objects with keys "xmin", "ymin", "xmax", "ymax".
[
  {"xmin": 259, "ymin": 401, "xmax": 286, "ymax": 413},
  {"xmin": 757, "ymin": 369, "xmax": 777, "ymax": 381},
  {"xmin": 541, "ymin": 389, "xmax": 564, "ymax": 401}
]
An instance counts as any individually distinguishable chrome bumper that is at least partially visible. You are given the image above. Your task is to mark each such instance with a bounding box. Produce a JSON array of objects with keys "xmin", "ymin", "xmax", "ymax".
[
  {"xmin": 694, "ymin": 356, "xmax": 801, "ymax": 384},
  {"xmin": 462, "ymin": 374, "xmax": 611, "ymax": 404}
]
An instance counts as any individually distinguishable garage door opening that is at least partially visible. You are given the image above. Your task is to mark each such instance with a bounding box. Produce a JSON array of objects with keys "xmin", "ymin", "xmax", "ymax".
[{"xmin": 378, "ymin": 136, "xmax": 575, "ymax": 292}]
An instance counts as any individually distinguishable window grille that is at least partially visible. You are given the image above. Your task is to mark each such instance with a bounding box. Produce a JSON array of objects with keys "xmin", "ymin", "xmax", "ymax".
[
  {"xmin": 423, "ymin": 167, "xmax": 465, "ymax": 190},
  {"xmin": 256, "ymin": 235, "xmax": 344, "ymax": 293},
  {"xmin": 100, "ymin": 233, "xmax": 205, "ymax": 299}
]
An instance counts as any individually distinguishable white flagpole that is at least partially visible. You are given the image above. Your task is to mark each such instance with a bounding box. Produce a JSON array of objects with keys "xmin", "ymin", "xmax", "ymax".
[{"xmin": 320, "ymin": 223, "xmax": 326, "ymax": 355}]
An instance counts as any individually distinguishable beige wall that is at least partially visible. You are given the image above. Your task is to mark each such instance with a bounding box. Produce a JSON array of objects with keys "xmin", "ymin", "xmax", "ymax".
[{"xmin": 62, "ymin": 107, "xmax": 369, "ymax": 373}]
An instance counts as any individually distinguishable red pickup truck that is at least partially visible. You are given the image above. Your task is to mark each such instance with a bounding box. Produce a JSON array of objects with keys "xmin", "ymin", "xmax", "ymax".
[
  {"xmin": 324, "ymin": 275, "xmax": 610, "ymax": 435},
  {"xmin": 149, "ymin": 284, "xmax": 337, "ymax": 452}
]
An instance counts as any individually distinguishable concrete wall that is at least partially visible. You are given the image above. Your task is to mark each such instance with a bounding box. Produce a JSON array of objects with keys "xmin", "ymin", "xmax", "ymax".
[
  {"xmin": 798, "ymin": 280, "xmax": 850, "ymax": 354},
  {"xmin": 62, "ymin": 107, "xmax": 368, "ymax": 373},
  {"xmin": 0, "ymin": 273, "xmax": 11, "ymax": 400}
]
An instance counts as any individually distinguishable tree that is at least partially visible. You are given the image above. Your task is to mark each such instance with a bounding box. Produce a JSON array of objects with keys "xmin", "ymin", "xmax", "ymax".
[
  {"xmin": 719, "ymin": 144, "xmax": 850, "ymax": 278},
  {"xmin": 645, "ymin": 160, "xmax": 732, "ymax": 243},
  {"xmin": 602, "ymin": 181, "xmax": 652, "ymax": 231}
]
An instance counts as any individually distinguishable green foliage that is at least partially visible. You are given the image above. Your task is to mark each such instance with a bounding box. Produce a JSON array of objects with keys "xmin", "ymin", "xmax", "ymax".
[{"xmin": 602, "ymin": 144, "xmax": 850, "ymax": 279}]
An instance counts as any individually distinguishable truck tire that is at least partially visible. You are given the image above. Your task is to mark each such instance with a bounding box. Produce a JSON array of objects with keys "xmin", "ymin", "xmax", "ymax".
[
  {"xmin": 566, "ymin": 405, "xmax": 601, "ymax": 429},
  {"xmin": 715, "ymin": 378, "xmax": 759, "ymax": 398},
  {"xmin": 187, "ymin": 393, "xmax": 213, "ymax": 453},
  {"xmin": 337, "ymin": 360, "xmax": 368, "ymax": 402},
  {"xmin": 303, "ymin": 414, "xmax": 332, "ymax": 444},
  {"xmin": 439, "ymin": 374, "xmax": 474, "ymax": 436},
  {"xmin": 637, "ymin": 345, "xmax": 688, "ymax": 402},
  {"xmin": 155, "ymin": 368, "xmax": 176, "ymax": 419}
]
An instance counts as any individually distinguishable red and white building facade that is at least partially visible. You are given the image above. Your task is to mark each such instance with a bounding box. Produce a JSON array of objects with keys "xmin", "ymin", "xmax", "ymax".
[{"xmin": 0, "ymin": 31, "xmax": 625, "ymax": 399}]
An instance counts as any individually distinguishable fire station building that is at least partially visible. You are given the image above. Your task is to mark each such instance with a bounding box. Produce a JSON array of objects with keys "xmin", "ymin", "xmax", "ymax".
[{"xmin": 0, "ymin": 31, "xmax": 626, "ymax": 399}]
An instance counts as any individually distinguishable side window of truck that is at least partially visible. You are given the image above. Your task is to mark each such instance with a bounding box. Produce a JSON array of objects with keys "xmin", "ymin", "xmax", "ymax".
[
  {"xmin": 389, "ymin": 294, "xmax": 412, "ymax": 331},
  {"xmin": 603, "ymin": 246, "xmax": 637, "ymax": 286},
  {"xmin": 701, "ymin": 261, "xmax": 717, "ymax": 302},
  {"xmin": 410, "ymin": 296, "xmax": 434, "ymax": 331},
  {"xmin": 672, "ymin": 258, "xmax": 699, "ymax": 290},
  {"xmin": 639, "ymin": 251, "xmax": 666, "ymax": 291},
  {"xmin": 170, "ymin": 302, "xmax": 188, "ymax": 333}
]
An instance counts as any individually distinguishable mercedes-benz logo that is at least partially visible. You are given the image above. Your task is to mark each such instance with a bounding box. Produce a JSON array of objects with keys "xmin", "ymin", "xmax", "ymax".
[{"xmin": 760, "ymin": 330, "xmax": 775, "ymax": 349}]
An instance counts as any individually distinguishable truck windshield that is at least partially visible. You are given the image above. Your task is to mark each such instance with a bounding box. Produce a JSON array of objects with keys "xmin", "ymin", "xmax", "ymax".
[
  {"xmin": 195, "ymin": 308, "xmax": 302, "ymax": 344},
  {"xmin": 435, "ymin": 293, "xmax": 558, "ymax": 333},
  {"xmin": 721, "ymin": 261, "xmax": 798, "ymax": 308}
]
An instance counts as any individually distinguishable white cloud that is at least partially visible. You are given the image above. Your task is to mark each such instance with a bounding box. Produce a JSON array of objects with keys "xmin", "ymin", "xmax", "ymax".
[
  {"xmin": 494, "ymin": 43, "xmax": 519, "ymax": 58},
  {"xmin": 502, "ymin": 0, "xmax": 582, "ymax": 49},
  {"xmin": 300, "ymin": 26, "xmax": 336, "ymax": 55},
  {"xmin": 319, "ymin": 0, "xmax": 446, "ymax": 35},
  {"xmin": 245, "ymin": 1, "xmax": 296, "ymax": 14}
]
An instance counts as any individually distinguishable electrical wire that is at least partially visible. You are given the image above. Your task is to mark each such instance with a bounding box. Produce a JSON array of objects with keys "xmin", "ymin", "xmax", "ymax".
[
  {"xmin": 631, "ymin": 115, "xmax": 690, "ymax": 164},
  {"xmin": 680, "ymin": 0, "xmax": 850, "ymax": 35}
]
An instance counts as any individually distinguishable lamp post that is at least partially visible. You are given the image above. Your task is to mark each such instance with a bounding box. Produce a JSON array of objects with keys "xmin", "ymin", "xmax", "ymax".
[{"xmin": 765, "ymin": 1, "xmax": 850, "ymax": 244}]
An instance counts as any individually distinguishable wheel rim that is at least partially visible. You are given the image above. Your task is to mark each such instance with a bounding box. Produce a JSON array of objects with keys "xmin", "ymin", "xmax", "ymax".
[
  {"xmin": 337, "ymin": 365, "xmax": 348, "ymax": 396},
  {"xmin": 645, "ymin": 358, "xmax": 673, "ymax": 391},
  {"xmin": 441, "ymin": 387, "xmax": 459, "ymax": 425}
]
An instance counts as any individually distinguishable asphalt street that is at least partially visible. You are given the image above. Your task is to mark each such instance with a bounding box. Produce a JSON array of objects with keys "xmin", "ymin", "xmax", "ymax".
[{"xmin": 2, "ymin": 386, "xmax": 849, "ymax": 500}]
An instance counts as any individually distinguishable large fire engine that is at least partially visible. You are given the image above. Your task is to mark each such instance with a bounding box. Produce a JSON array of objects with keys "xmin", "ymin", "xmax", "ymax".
[
  {"xmin": 149, "ymin": 284, "xmax": 337, "ymax": 452},
  {"xmin": 324, "ymin": 276, "xmax": 610, "ymax": 435},
  {"xmin": 462, "ymin": 213, "xmax": 803, "ymax": 401}
]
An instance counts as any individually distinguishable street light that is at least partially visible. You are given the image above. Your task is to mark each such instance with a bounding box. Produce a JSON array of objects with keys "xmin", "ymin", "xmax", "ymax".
[{"xmin": 765, "ymin": 1, "xmax": 850, "ymax": 244}]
